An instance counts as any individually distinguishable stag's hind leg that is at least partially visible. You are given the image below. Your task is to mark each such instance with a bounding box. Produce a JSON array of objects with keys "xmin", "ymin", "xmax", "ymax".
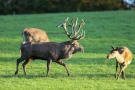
[
  {"xmin": 22, "ymin": 59, "xmax": 32, "ymax": 75},
  {"xmin": 56, "ymin": 60, "xmax": 70, "ymax": 76},
  {"xmin": 14, "ymin": 57, "xmax": 25, "ymax": 75}
]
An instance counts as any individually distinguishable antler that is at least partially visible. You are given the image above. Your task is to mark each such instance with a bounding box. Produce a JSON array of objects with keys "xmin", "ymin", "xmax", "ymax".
[{"xmin": 57, "ymin": 17, "xmax": 85, "ymax": 40}]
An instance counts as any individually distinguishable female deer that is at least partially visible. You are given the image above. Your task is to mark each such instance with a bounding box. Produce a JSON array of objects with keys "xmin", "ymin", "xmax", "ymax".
[
  {"xmin": 22, "ymin": 28, "xmax": 50, "ymax": 44},
  {"xmin": 107, "ymin": 45, "xmax": 132, "ymax": 80}
]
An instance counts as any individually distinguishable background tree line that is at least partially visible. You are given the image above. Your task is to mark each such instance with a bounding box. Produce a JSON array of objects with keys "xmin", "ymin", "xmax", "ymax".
[{"xmin": 0, "ymin": 0, "xmax": 127, "ymax": 15}]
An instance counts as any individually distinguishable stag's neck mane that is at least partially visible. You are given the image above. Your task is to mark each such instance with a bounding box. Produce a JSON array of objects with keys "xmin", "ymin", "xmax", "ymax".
[{"xmin": 59, "ymin": 40, "xmax": 74, "ymax": 60}]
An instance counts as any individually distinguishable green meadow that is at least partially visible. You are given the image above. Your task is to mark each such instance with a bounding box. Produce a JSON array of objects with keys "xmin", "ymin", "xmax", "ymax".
[{"xmin": 0, "ymin": 10, "xmax": 135, "ymax": 90}]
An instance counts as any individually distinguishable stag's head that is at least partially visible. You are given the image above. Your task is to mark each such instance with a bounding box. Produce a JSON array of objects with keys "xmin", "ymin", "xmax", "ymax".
[
  {"xmin": 107, "ymin": 45, "xmax": 124, "ymax": 59},
  {"xmin": 57, "ymin": 17, "xmax": 85, "ymax": 54}
]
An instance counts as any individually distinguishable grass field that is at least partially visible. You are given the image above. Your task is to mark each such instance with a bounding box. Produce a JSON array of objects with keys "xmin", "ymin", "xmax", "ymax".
[{"xmin": 0, "ymin": 10, "xmax": 135, "ymax": 90}]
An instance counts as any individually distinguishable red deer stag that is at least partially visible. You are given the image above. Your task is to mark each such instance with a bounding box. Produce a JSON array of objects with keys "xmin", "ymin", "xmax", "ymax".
[
  {"xmin": 14, "ymin": 17, "xmax": 85, "ymax": 76},
  {"xmin": 22, "ymin": 28, "xmax": 50, "ymax": 44},
  {"xmin": 107, "ymin": 45, "xmax": 132, "ymax": 80}
]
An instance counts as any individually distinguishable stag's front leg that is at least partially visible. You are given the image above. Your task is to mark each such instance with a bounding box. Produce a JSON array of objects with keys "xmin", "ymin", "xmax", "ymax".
[
  {"xmin": 46, "ymin": 59, "xmax": 52, "ymax": 77},
  {"xmin": 115, "ymin": 61, "xmax": 118, "ymax": 79},
  {"xmin": 56, "ymin": 60, "xmax": 70, "ymax": 76},
  {"xmin": 22, "ymin": 59, "xmax": 32, "ymax": 75}
]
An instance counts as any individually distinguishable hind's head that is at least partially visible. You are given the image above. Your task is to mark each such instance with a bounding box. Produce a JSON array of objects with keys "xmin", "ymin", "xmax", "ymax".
[{"xmin": 107, "ymin": 45, "xmax": 124, "ymax": 59}]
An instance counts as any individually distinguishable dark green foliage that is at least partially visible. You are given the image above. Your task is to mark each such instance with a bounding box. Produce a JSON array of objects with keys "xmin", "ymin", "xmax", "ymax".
[{"xmin": 0, "ymin": 0, "xmax": 126, "ymax": 15}]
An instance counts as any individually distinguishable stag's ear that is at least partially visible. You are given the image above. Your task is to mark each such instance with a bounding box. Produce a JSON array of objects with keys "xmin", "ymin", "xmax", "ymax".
[
  {"xmin": 118, "ymin": 47, "xmax": 124, "ymax": 54},
  {"xmin": 111, "ymin": 45, "xmax": 115, "ymax": 50}
]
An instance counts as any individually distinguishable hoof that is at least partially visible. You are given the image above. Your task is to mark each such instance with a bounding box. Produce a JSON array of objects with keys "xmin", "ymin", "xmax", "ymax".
[{"xmin": 14, "ymin": 71, "xmax": 18, "ymax": 75}]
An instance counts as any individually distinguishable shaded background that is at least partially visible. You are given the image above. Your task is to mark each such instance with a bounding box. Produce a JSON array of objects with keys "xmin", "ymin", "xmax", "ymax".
[
  {"xmin": 0, "ymin": 0, "xmax": 134, "ymax": 15},
  {"xmin": 0, "ymin": 0, "xmax": 133, "ymax": 15}
]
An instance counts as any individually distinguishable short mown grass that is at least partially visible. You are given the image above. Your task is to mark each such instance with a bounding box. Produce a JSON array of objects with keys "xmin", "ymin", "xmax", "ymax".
[{"xmin": 0, "ymin": 10, "xmax": 135, "ymax": 90}]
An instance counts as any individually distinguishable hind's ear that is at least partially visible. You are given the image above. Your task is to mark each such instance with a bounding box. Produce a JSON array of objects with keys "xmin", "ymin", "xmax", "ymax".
[
  {"xmin": 111, "ymin": 45, "xmax": 115, "ymax": 49},
  {"xmin": 118, "ymin": 48, "xmax": 124, "ymax": 54}
]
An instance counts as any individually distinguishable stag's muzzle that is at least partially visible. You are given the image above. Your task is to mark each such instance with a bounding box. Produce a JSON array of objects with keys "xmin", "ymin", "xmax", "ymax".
[
  {"xmin": 81, "ymin": 49, "xmax": 84, "ymax": 52},
  {"xmin": 81, "ymin": 47, "xmax": 84, "ymax": 52}
]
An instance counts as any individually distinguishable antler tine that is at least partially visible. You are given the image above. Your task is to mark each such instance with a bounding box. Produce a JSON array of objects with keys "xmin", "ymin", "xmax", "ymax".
[
  {"xmin": 77, "ymin": 19, "xmax": 85, "ymax": 34},
  {"xmin": 80, "ymin": 29, "xmax": 85, "ymax": 39},
  {"xmin": 73, "ymin": 17, "xmax": 78, "ymax": 27},
  {"xmin": 58, "ymin": 17, "xmax": 85, "ymax": 40},
  {"xmin": 72, "ymin": 18, "xmax": 85, "ymax": 40},
  {"xmin": 67, "ymin": 17, "xmax": 75, "ymax": 37},
  {"xmin": 68, "ymin": 17, "xmax": 85, "ymax": 40},
  {"xmin": 57, "ymin": 21, "xmax": 63, "ymax": 28},
  {"xmin": 80, "ymin": 19, "xmax": 85, "ymax": 29},
  {"xmin": 57, "ymin": 17, "xmax": 70, "ymax": 35},
  {"xmin": 74, "ymin": 29, "xmax": 85, "ymax": 40},
  {"xmin": 67, "ymin": 17, "xmax": 79, "ymax": 37},
  {"xmin": 74, "ymin": 17, "xmax": 78, "ymax": 36},
  {"xmin": 67, "ymin": 17, "xmax": 74, "ymax": 26},
  {"xmin": 64, "ymin": 17, "xmax": 69, "ymax": 23},
  {"xmin": 57, "ymin": 17, "xmax": 69, "ymax": 27}
]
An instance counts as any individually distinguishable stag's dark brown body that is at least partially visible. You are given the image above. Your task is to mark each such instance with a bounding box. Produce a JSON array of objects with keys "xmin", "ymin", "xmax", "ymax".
[
  {"xmin": 15, "ymin": 17, "xmax": 85, "ymax": 76},
  {"xmin": 20, "ymin": 41, "xmax": 83, "ymax": 61},
  {"xmin": 15, "ymin": 40, "xmax": 84, "ymax": 76}
]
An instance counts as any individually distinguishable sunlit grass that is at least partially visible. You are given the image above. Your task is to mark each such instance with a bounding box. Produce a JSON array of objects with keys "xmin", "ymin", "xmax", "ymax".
[{"xmin": 0, "ymin": 10, "xmax": 135, "ymax": 90}]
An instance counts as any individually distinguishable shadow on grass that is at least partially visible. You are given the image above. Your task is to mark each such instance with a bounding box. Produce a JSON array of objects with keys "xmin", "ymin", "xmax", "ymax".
[
  {"xmin": 0, "ymin": 57, "xmax": 16, "ymax": 63},
  {"xmin": 77, "ymin": 73, "xmax": 135, "ymax": 79},
  {"xmin": 0, "ymin": 74, "xmax": 135, "ymax": 79},
  {"xmin": 0, "ymin": 74, "xmax": 46, "ymax": 79},
  {"xmin": 1, "ymin": 73, "xmax": 135, "ymax": 80},
  {"xmin": 75, "ymin": 73, "xmax": 114, "ymax": 79}
]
